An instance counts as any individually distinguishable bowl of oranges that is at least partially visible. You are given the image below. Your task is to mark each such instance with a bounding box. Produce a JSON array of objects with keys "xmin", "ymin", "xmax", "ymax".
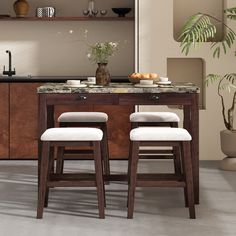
[{"xmin": 128, "ymin": 73, "xmax": 159, "ymax": 84}]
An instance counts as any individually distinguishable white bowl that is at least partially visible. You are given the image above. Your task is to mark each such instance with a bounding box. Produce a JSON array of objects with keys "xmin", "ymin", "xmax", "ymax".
[
  {"xmin": 140, "ymin": 79, "xmax": 153, "ymax": 85},
  {"xmin": 66, "ymin": 80, "xmax": 81, "ymax": 85}
]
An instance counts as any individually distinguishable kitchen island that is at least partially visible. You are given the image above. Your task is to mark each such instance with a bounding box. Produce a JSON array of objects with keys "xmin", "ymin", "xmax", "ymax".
[
  {"xmin": 0, "ymin": 77, "xmax": 131, "ymax": 159},
  {"xmin": 37, "ymin": 82, "xmax": 200, "ymax": 204}
]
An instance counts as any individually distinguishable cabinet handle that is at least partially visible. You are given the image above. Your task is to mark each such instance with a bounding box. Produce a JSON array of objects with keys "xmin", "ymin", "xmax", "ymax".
[
  {"xmin": 150, "ymin": 95, "xmax": 159, "ymax": 100},
  {"xmin": 77, "ymin": 95, "xmax": 87, "ymax": 100}
]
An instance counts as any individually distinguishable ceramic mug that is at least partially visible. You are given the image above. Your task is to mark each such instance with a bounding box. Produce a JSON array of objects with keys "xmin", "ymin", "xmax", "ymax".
[
  {"xmin": 43, "ymin": 7, "xmax": 56, "ymax": 17},
  {"xmin": 36, "ymin": 8, "xmax": 43, "ymax": 17},
  {"xmin": 87, "ymin": 77, "xmax": 96, "ymax": 83},
  {"xmin": 159, "ymin": 77, "xmax": 169, "ymax": 82}
]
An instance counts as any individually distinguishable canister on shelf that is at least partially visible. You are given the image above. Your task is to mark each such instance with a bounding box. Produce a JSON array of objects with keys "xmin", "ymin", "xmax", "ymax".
[{"xmin": 36, "ymin": 7, "xmax": 43, "ymax": 17}]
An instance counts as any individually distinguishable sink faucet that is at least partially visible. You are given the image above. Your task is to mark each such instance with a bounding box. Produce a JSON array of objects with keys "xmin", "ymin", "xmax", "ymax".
[{"xmin": 3, "ymin": 50, "xmax": 16, "ymax": 77}]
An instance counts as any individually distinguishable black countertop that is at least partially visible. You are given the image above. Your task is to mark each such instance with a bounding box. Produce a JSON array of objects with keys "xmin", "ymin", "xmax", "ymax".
[{"xmin": 0, "ymin": 76, "xmax": 130, "ymax": 83}]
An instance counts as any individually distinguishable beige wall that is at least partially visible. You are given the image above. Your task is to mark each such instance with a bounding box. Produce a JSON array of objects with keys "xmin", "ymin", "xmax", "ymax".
[
  {"xmin": 138, "ymin": 0, "xmax": 236, "ymax": 160},
  {"xmin": 0, "ymin": 0, "xmax": 134, "ymax": 76}
]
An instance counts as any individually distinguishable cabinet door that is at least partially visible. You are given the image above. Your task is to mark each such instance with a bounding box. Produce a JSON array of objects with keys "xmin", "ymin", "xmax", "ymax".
[
  {"xmin": 10, "ymin": 83, "xmax": 42, "ymax": 159},
  {"xmin": 94, "ymin": 105, "xmax": 134, "ymax": 159},
  {"xmin": 9, "ymin": 83, "xmax": 133, "ymax": 159},
  {"xmin": 0, "ymin": 84, "xmax": 9, "ymax": 159}
]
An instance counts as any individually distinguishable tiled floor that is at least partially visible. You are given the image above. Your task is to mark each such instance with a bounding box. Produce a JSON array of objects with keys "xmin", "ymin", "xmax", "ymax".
[{"xmin": 0, "ymin": 160, "xmax": 235, "ymax": 236}]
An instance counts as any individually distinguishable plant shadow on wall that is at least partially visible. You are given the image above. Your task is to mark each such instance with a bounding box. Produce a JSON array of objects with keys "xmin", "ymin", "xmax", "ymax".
[{"xmin": 179, "ymin": 8, "xmax": 236, "ymax": 170}]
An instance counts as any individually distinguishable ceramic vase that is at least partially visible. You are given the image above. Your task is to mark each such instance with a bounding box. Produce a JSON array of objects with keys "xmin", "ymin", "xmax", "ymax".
[
  {"xmin": 14, "ymin": 0, "xmax": 29, "ymax": 17},
  {"xmin": 220, "ymin": 130, "xmax": 236, "ymax": 171},
  {"xmin": 96, "ymin": 63, "xmax": 110, "ymax": 86}
]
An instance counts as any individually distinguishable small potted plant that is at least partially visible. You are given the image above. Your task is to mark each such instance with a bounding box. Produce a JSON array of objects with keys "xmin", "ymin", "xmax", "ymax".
[
  {"xmin": 87, "ymin": 41, "xmax": 118, "ymax": 86},
  {"xmin": 179, "ymin": 9, "xmax": 236, "ymax": 170}
]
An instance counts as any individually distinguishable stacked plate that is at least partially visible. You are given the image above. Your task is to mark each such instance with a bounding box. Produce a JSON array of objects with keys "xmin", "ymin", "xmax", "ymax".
[{"xmin": 65, "ymin": 80, "xmax": 87, "ymax": 88}]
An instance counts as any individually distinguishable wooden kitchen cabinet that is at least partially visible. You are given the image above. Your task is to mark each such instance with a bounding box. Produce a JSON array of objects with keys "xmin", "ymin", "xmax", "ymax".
[
  {"xmin": 94, "ymin": 105, "xmax": 133, "ymax": 159},
  {"xmin": 10, "ymin": 83, "xmax": 42, "ymax": 159},
  {"xmin": 0, "ymin": 84, "xmax": 9, "ymax": 159},
  {"xmin": 9, "ymin": 83, "xmax": 132, "ymax": 159}
]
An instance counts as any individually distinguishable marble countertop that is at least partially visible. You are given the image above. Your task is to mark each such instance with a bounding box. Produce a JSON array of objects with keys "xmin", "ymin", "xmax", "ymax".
[{"xmin": 37, "ymin": 82, "xmax": 200, "ymax": 94}]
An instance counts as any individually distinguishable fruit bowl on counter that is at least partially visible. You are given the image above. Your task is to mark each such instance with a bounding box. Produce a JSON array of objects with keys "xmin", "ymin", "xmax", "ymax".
[{"xmin": 128, "ymin": 73, "xmax": 159, "ymax": 84}]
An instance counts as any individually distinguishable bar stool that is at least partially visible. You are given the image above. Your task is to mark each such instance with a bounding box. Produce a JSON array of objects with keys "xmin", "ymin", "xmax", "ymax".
[
  {"xmin": 130, "ymin": 112, "xmax": 180, "ymax": 128},
  {"xmin": 127, "ymin": 127, "xmax": 195, "ymax": 219},
  {"xmin": 56, "ymin": 112, "xmax": 110, "ymax": 176},
  {"xmin": 37, "ymin": 127, "xmax": 105, "ymax": 219},
  {"xmin": 130, "ymin": 112, "xmax": 181, "ymax": 174}
]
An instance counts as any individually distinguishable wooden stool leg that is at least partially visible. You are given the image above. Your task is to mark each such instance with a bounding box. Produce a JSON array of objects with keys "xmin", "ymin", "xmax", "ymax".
[
  {"xmin": 182, "ymin": 141, "xmax": 196, "ymax": 219},
  {"xmin": 180, "ymin": 145, "xmax": 188, "ymax": 208},
  {"xmin": 128, "ymin": 123, "xmax": 138, "ymax": 178},
  {"xmin": 171, "ymin": 122, "xmax": 182, "ymax": 175},
  {"xmin": 127, "ymin": 139, "xmax": 134, "ymax": 207},
  {"xmin": 127, "ymin": 141, "xmax": 140, "ymax": 219},
  {"xmin": 181, "ymin": 148, "xmax": 188, "ymax": 207},
  {"xmin": 56, "ymin": 146, "xmax": 65, "ymax": 174},
  {"xmin": 173, "ymin": 146, "xmax": 182, "ymax": 175},
  {"xmin": 93, "ymin": 141, "xmax": 105, "ymax": 219},
  {"xmin": 37, "ymin": 141, "xmax": 50, "ymax": 219},
  {"xmin": 44, "ymin": 146, "xmax": 54, "ymax": 207},
  {"xmin": 101, "ymin": 124, "xmax": 110, "ymax": 177}
]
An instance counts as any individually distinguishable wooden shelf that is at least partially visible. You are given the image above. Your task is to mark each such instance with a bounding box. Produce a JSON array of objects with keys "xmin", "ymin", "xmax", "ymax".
[{"xmin": 0, "ymin": 16, "xmax": 134, "ymax": 21}]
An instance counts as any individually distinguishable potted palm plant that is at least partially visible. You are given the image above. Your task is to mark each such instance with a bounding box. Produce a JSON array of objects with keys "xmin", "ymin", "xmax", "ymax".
[{"xmin": 179, "ymin": 8, "xmax": 236, "ymax": 170}]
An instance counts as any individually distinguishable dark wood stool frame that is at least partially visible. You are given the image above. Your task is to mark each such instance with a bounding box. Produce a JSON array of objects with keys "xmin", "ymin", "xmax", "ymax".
[
  {"xmin": 127, "ymin": 140, "xmax": 195, "ymax": 219},
  {"xmin": 56, "ymin": 122, "xmax": 110, "ymax": 177},
  {"xmin": 38, "ymin": 92, "xmax": 199, "ymax": 205},
  {"xmin": 37, "ymin": 140, "xmax": 105, "ymax": 219},
  {"xmin": 131, "ymin": 121, "xmax": 182, "ymax": 175}
]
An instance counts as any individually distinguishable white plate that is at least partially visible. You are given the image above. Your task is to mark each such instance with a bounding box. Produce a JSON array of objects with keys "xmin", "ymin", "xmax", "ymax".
[
  {"xmin": 81, "ymin": 81, "xmax": 96, "ymax": 85},
  {"xmin": 89, "ymin": 85, "xmax": 103, "ymax": 88},
  {"xmin": 64, "ymin": 84, "xmax": 87, "ymax": 88},
  {"xmin": 157, "ymin": 81, "xmax": 172, "ymax": 85},
  {"xmin": 134, "ymin": 84, "xmax": 158, "ymax": 88}
]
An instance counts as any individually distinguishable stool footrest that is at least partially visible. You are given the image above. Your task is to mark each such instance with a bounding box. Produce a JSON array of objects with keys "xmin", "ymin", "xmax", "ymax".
[
  {"xmin": 139, "ymin": 155, "xmax": 174, "ymax": 159},
  {"xmin": 139, "ymin": 150, "xmax": 173, "ymax": 154},
  {"xmin": 64, "ymin": 149, "xmax": 93, "ymax": 154},
  {"xmin": 136, "ymin": 180, "xmax": 186, "ymax": 188},
  {"xmin": 136, "ymin": 173, "xmax": 185, "ymax": 187},
  {"xmin": 47, "ymin": 173, "xmax": 97, "ymax": 187},
  {"xmin": 47, "ymin": 181, "xmax": 96, "ymax": 188}
]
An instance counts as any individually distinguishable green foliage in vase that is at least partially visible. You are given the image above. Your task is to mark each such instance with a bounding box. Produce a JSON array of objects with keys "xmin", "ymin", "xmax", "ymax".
[
  {"xmin": 87, "ymin": 42, "xmax": 118, "ymax": 64},
  {"xmin": 179, "ymin": 10, "xmax": 236, "ymax": 131}
]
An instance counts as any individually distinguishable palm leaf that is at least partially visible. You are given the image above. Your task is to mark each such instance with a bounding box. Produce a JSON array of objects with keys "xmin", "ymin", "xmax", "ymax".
[
  {"xmin": 224, "ymin": 7, "xmax": 236, "ymax": 20},
  {"xmin": 210, "ymin": 29, "xmax": 236, "ymax": 58},
  {"xmin": 223, "ymin": 73, "xmax": 236, "ymax": 84},
  {"xmin": 205, "ymin": 74, "xmax": 222, "ymax": 87},
  {"xmin": 220, "ymin": 83, "xmax": 236, "ymax": 92},
  {"xmin": 217, "ymin": 74, "xmax": 236, "ymax": 92},
  {"xmin": 179, "ymin": 13, "xmax": 216, "ymax": 55}
]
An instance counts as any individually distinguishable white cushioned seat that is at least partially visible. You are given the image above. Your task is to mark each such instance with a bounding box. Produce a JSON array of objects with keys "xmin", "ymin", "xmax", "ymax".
[
  {"xmin": 130, "ymin": 127, "xmax": 191, "ymax": 141},
  {"xmin": 58, "ymin": 112, "xmax": 108, "ymax": 123},
  {"xmin": 41, "ymin": 128, "xmax": 103, "ymax": 141},
  {"xmin": 130, "ymin": 112, "xmax": 180, "ymax": 123}
]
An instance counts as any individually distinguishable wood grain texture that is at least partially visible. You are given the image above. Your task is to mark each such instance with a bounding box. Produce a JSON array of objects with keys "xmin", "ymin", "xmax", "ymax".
[
  {"xmin": 94, "ymin": 105, "xmax": 134, "ymax": 159},
  {"xmin": 0, "ymin": 17, "xmax": 134, "ymax": 22},
  {"xmin": 10, "ymin": 83, "xmax": 42, "ymax": 159},
  {"xmin": 9, "ymin": 85, "xmax": 132, "ymax": 159},
  {"xmin": 0, "ymin": 84, "xmax": 9, "ymax": 159}
]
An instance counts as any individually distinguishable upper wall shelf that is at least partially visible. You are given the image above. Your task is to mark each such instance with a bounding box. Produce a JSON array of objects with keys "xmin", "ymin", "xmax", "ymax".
[{"xmin": 0, "ymin": 17, "xmax": 134, "ymax": 21}]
